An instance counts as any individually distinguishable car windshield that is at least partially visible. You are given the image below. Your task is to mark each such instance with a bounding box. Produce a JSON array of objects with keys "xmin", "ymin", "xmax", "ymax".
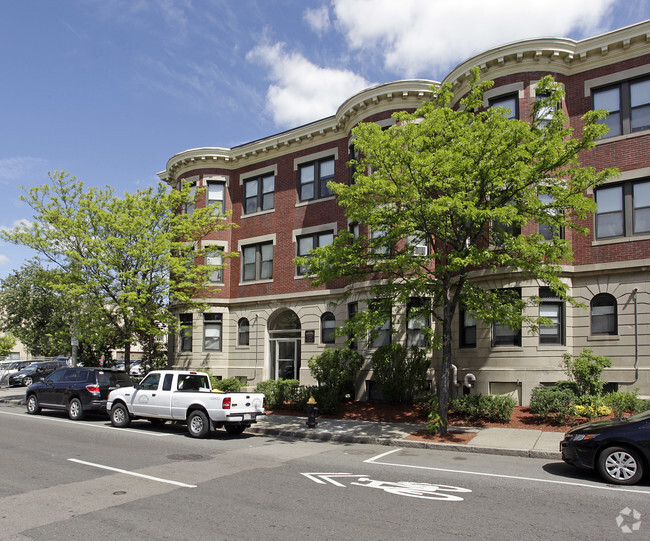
[{"xmin": 624, "ymin": 409, "xmax": 650, "ymax": 422}]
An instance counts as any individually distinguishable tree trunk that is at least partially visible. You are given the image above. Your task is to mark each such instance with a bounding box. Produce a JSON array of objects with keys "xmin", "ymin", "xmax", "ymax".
[
  {"xmin": 124, "ymin": 341, "xmax": 131, "ymax": 374},
  {"xmin": 436, "ymin": 288, "xmax": 454, "ymax": 435}
]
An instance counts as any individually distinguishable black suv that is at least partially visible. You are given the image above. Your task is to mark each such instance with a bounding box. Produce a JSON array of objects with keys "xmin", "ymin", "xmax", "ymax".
[
  {"xmin": 26, "ymin": 367, "xmax": 132, "ymax": 420},
  {"xmin": 8, "ymin": 360, "xmax": 69, "ymax": 387}
]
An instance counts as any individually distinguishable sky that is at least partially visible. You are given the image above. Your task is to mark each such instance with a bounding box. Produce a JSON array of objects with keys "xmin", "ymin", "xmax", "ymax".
[{"xmin": 1, "ymin": 0, "xmax": 650, "ymax": 278}]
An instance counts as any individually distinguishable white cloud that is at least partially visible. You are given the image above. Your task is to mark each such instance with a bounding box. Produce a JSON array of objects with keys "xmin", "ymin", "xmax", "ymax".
[
  {"xmin": 0, "ymin": 157, "xmax": 47, "ymax": 185},
  {"xmin": 0, "ymin": 219, "xmax": 33, "ymax": 233},
  {"xmin": 0, "ymin": 254, "xmax": 8, "ymax": 266},
  {"xmin": 331, "ymin": 0, "xmax": 616, "ymax": 77},
  {"xmin": 304, "ymin": 5, "xmax": 331, "ymax": 35},
  {"xmin": 247, "ymin": 42, "xmax": 371, "ymax": 127}
]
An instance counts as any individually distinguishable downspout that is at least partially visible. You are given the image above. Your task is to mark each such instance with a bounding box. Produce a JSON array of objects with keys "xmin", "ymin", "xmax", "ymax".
[
  {"xmin": 633, "ymin": 289, "xmax": 639, "ymax": 383},
  {"xmin": 247, "ymin": 314, "xmax": 260, "ymax": 382}
]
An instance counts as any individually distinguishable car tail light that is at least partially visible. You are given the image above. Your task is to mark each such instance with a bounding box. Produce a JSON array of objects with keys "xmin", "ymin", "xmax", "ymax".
[
  {"xmin": 86, "ymin": 384, "xmax": 100, "ymax": 395},
  {"xmin": 222, "ymin": 397, "xmax": 231, "ymax": 409}
]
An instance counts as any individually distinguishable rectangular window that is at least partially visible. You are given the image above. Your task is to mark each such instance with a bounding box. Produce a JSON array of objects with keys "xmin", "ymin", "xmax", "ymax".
[
  {"xmin": 593, "ymin": 77, "xmax": 650, "ymax": 138},
  {"xmin": 296, "ymin": 230, "xmax": 334, "ymax": 275},
  {"xmin": 539, "ymin": 288, "xmax": 564, "ymax": 345},
  {"xmin": 489, "ymin": 93, "xmax": 519, "ymax": 119},
  {"xmin": 370, "ymin": 301, "xmax": 391, "ymax": 348},
  {"xmin": 595, "ymin": 179, "xmax": 650, "ymax": 239},
  {"xmin": 347, "ymin": 302, "xmax": 358, "ymax": 349},
  {"xmin": 407, "ymin": 234, "xmax": 428, "ymax": 256},
  {"xmin": 406, "ymin": 299, "xmax": 428, "ymax": 348},
  {"xmin": 242, "ymin": 242, "xmax": 273, "ymax": 282},
  {"xmin": 491, "ymin": 289, "xmax": 522, "ymax": 347},
  {"xmin": 535, "ymin": 92, "xmax": 556, "ymax": 128},
  {"xmin": 459, "ymin": 310, "xmax": 477, "ymax": 348},
  {"xmin": 299, "ymin": 157, "xmax": 335, "ymax": 201},
  {"xmin": 204, "ymin": 313, "xmax": 222, "ymax": 351},
  {"xmin": 244, "ymin": 173, "xmax": 274, "ymax": 214},
  {"xmin": 184, "ymin": 182, "xmax": 197, "ymax": 215},
  {"xmin": 179, "ymin": 313, "xmax": 193, "ymax": 352},
  {"xmin": 207, "ymin": 181, "xmax": 225, "ymax": 214},
  {"xmin": 206, "ymin": 248, "xmax": 224, "ymax": 283},
  {"xmin": 538, "ymin": 193, "xmax": 564, "ymax": 241}
]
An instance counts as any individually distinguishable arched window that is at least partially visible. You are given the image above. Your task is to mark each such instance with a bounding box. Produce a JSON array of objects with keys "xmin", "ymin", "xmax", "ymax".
[
  {"xmin": 591, "ymin": 293, "xmax": 618, "ymax": 335},
  {"xmin": 321, "ymin": 312, "xmax": 336, "ymax": 344},
  {"xmin": 238, "ymin": 318, "xmax": 250, "ymax": 346}
]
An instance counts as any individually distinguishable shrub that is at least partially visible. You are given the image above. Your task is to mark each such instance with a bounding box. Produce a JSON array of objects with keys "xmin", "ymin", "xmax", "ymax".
[
  {"xmin": 371, "ymin": 344, "xmax": 431, "ymax": 405},
  {"xmin": 572, "ymin": 395, "xmax": 612, "ymax": 419},
  {"xmin": 308, "ymin": 348, "xmax": 363, "ymax": 399},
  {"xmin": 418, "ymin": 394, "xmax": 438, "ymax": 417},
  {"xmin": 603, "ymin": 391, "xmax": 648, "ymax": 417},
  {"xmin": 255, "ymin": 379, "xmax": 300, "ymax": 409},
  {"xmin": 449, "ymin": 394, "xmax": 516, "ymax": 423},
  {"xmin": 211, "ymin": 376, "xmax": 242, "ymax": 393},
  {"xmin": 529, "ymin": 385, "xmax": 576, "ymax": 423},
  {"xmin": 562, "ymin": 348, "xmax": 612, "ymax": 396}
]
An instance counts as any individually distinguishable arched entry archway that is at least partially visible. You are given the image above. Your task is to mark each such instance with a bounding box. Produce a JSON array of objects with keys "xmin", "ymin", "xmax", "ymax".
[{"xmin": 269, "ymin": 309, "xmax": 301, "ymax": 380}]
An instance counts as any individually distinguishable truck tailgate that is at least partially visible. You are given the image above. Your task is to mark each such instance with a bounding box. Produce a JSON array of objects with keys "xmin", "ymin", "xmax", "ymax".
[{"xmin": 223, "ymin": 393, "xmax": 265, "ymax": 421}]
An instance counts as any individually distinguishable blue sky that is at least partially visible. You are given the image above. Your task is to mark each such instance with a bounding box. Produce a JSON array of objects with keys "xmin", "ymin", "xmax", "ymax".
[{"xmin": 1, "ymin": 0, "xmax": 650, "ymax": 278}]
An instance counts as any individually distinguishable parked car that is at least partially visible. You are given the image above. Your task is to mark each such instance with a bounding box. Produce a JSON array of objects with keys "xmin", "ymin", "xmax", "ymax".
[
  {"xmin": 0, "ymin": 360, "xmax": 32, "ymax": 386},
  {"xmin": 26, "ymin": 367, "xmax": 133, "ymax": 420},
  {"xmin": 7, "ymin": 360, "xmax": 69, "ymax": 387},
  {"xmin": 561, "ymin": 409, "xmax": 650, "ymax": 485}
]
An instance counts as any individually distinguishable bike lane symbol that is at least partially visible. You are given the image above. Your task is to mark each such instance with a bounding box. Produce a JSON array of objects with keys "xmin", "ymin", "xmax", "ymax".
[{"xmin": 301, "ymin": 473, "xmax": 471, "ymax": 501}]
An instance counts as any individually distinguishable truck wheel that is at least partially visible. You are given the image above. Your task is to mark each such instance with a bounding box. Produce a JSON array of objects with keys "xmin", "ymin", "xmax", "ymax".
[
  {"xmin": 224, "ymin": 424, "xmax": 246, "ymax": 436},
  {"xmin": 111, "ymin": 403, "xmax": 131, "ymax": 428},
  {"xmin": 26, "ymin": 394, "xmax": 41, "ymax": 415},
  {"xmin": 187, "ymin": 410, "xmax": 210, "ymax": 438},
  {"xmin": 68, "ymin": 398, "xmax": 84, "ymax": 421}
]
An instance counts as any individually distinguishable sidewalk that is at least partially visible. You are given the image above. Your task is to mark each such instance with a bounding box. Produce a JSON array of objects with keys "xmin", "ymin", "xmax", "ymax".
[{"xmin": 0, "ymin": 386, "xmax": 563, "ymax": 460}]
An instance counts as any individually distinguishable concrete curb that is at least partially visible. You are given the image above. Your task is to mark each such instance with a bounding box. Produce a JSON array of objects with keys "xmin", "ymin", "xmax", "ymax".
[
  {"xmin": 0, "ymin": 392, "xmax": 562, "ymax": 460},
  {"xmin": 247, "ymin": 425, "xmax": 562, "ymax": 460}
]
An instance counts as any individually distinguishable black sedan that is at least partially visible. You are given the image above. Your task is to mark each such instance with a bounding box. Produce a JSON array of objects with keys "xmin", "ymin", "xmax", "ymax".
[
  {"xmin": 561, "ymin": 410, "xmax": 650, "ymax": 485},
  {"xmin": 7, "ymin": 360, "xmax": 68, "ymax": 387}
]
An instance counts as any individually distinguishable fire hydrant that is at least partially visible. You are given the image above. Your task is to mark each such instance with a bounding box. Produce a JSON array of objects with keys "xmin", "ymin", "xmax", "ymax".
[{"xmin": 306, "ymin": 396, "xmax": 318, "ymax": 428}]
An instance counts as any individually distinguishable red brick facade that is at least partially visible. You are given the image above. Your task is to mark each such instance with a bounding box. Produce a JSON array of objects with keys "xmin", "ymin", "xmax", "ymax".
[{"xmin": 160, "ymin": 21, "xmax": 650, "ymax": 404}]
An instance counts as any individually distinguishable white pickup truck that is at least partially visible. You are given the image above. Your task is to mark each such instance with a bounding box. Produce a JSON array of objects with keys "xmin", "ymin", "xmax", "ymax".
[{"xmin": 106, "ymin": 370, "xmax": 265, "ymax": 438}]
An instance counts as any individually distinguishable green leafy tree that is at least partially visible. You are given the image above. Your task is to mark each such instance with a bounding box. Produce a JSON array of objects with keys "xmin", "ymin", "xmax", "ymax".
[
  {"xmin": 0, "ymin": 333, "xmax": 17, "ymax": 358},
  {"xmin": 1, "ymin": 172, "xmax": 233, "ymax": 370},
  {"xmin": 0, "ymin": 264, "xmax": 72, "ymax": 357},
  {"xmin": 298, "ymin": 70, "xmax": 615, "ymax": 433}
]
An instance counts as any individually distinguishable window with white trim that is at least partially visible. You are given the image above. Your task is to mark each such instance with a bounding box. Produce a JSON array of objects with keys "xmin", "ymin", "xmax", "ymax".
[
  {"xmin": 593, "ymin": 77, "xmax": 650, "ymax": 138},
  {"xmin": 321, "ymin": 312, "xmax": 336, "ymax": 344},
  {"xmin": 298, "ymin": 157, "xmax": 334, "ymax": 201},
  {"xmin": 489, "ymin": 93, "xmax": 519, "ymax": 119},
  {"xmin": 207, "ymin": 181, "xmax": 226, "ymax": 214},
  {"xmin": 179, "ymin": 313, "xmax": 193, "ymax": 352},
  {"xmin": 242, "ymin": 242, "xmax": 273, "ymax": 281},
  {"xmin": 238, "ymin": 318, "xmax": 250, "ymax": 346},
  {"xmin": 296, "ymin": 230, "xmax": 334, "ymax": 275},
  {"xmin": 203, "ymin": 313, "xmax": 222, "ymax": 351},
  {"xmin": 539, "ymin": 288, "xmax": 564, "ymax": 345},
  {"xmin": 591, "ymin": 293, "xmax": 617, "ymax": 335},
  {"xmin": 206, "ymin": 248, "xmax": 224, "ymax": 283},
  {"xmin": 244, "ymin": 173, "xmax": 274, "ymax": 214},
  {"xmin": 595, "ymin": 179, "xmax": 650, "ymax": 239}
]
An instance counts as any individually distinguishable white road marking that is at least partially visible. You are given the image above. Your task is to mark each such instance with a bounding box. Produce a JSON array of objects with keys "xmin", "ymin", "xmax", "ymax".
[
  {"xmin": 68, "ymin": 458, "xmax": 197, "ymax": 488},
  {"xmin": 365, "ymin": 448, "xmax": 650, "ymax": 495},
  {"xmin": 0, "ymin": 409, "xmax": 171, "ymax": 437}
]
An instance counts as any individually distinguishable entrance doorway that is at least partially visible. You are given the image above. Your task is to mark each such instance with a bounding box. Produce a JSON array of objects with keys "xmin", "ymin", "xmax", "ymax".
[{"xmin": 269, "ymin": 310, "xmax": 301, "ymax": 380}]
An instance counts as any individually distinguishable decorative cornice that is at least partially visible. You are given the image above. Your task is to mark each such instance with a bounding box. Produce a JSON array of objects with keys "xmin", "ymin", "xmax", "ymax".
[
  {"xmin": 158, "ymin": 80, "xmax": 436, "ymax": 184},
  {"xmin": 444, "ymin": 19, "xmax": 650, "ymax": 100}
]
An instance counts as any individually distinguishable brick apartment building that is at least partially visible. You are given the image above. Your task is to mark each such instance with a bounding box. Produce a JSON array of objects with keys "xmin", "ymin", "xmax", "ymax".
[{"xmin": 158, "ymin": 20, "xmax": 650, "ymax": 404}]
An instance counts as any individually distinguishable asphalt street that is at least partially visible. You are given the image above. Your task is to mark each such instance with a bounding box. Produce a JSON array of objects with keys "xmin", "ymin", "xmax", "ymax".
[{"xmin": 1, "ymin": 401, "xmax": 648, "ymax": 540}]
